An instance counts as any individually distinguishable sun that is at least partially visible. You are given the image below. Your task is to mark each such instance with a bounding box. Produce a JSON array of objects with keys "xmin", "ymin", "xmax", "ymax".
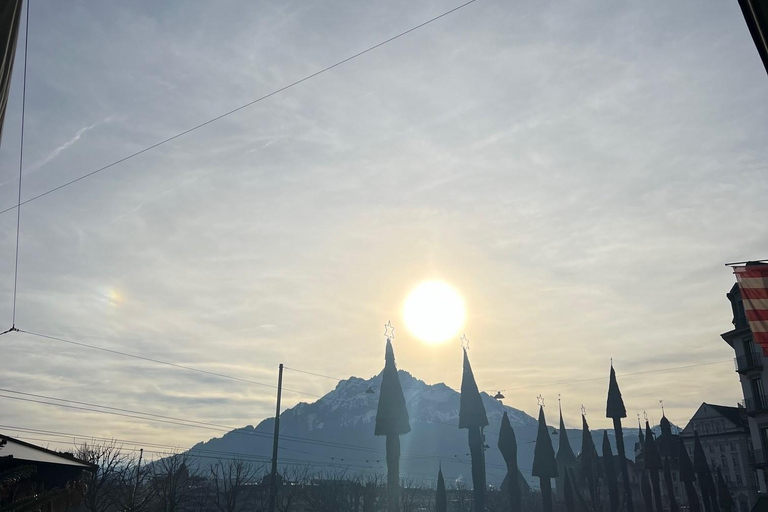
[{"xmin": 403, "ymin": 281, "xmax": 465, "ymax": 344}]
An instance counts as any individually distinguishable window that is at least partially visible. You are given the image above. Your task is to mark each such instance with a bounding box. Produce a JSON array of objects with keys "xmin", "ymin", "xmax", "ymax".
[
  {"xmin": 736, "ymin": 473, "xmax": 743, "ymax": 485},
  {"xmin": 710, "ymin": 445, "xmax": 715, "ymax": 453},
  {"xmin": 720, "ymin": 443, "xmax": 725, "ymax": 452},
  {"xmin": 733, "ymin": 455, "xmax": 740, "ymax": 469},
  {"xmin": 732, "ymin": 442, "xmax": 737, "ymax": 451}
]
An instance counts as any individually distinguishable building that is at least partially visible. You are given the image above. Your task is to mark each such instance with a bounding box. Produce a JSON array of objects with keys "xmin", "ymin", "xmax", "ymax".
[
  {"xmin": 722, "ymin": 281, "xmax": 768, "ymax": 497},
  {"xmin": 680, "ymin": 403, "xmax": 757, "ymax": 512},
  {"xmin": 0, "ymin": 434, "xmax": 96, "ymax": 512}
]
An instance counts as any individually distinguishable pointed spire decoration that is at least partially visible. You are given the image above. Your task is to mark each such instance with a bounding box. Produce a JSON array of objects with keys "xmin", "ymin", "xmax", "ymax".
[
  {"xmin": 602, "ymin": 431, "xmax": 620, "ymax": 512},
  {"xmin": 716, "ymin": 467, "xmax": 733, "ymax": 512},
  {"xmin": 375, "ymin": 335, "xmax": 410, "ymax": 512},
  {"xmin": 641, "ymin": 469, "xmax": 655, "ymax": 512},
  {"xmin": 533, "ymin": 405, "xmax": 557, "ymax": 512},
  {"xmin": 644, "ymin": 421, "xmax": 664, "ymax": 512},
  {"xmin": 563, "ymin": 466, "xmax": 575, "ymax": 512},
  {"xmin": 678, "ymin": 437, "xmax": 701, "ymax": 512},
  {"xmin": 580, "ymin": 414, "xmax": 599, "ymax": 511},
  {"xmin": 606, "ymin": 364, "xmax": 627, "ymax": 418},
  {"xmin": 435, "ymin": 464, "xmax": 447, "ymax": 512},
  {"xmin": 375, "ymin": 339, "xmax": 410, "ymax": 436},
  {"xmin": 664, "ymin": 457, "xmax": 679, "ymax": 512},
  {"xmin": 606, "ymin": 363, "xmax": 635, "ymax": 512},
  {"xmin": 556, "ymin": 402, "xmax": 576, "ymax": 464},
  {"xmin": 458, "ymin": 347, "xmax": 487, "ymax": 512},
  {"xmin": 458, "ymin": 349, "xmax": 488, "ymax": 429},
  {"xmin": 498, "ymin": 412, "xmax": 521, "ymax": 512},
  {"xmin": 694, "ymin": 432, "xmax": 716, "ymax": 512},
  {"xmin": 638, "ymin": 418, "xmax": 645, "ymax": 444}
]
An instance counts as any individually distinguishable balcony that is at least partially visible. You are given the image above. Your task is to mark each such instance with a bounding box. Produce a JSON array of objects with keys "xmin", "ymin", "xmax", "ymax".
[
  {"xmin": 750, "ymin": 448, "xmax": 768, "ymax": 468},
  {"xmin": 745, "ymin": 394, "xmax": 768, "ymax": 415},
  {"xmin": 735, "ymin": 352, "xmax": 763, "ymax": 374}
]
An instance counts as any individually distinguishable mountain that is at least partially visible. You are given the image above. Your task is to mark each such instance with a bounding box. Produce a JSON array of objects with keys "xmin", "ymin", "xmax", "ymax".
[{"xmin": 185, "ymin": 370, "xmax": 650, "ymax": 489}]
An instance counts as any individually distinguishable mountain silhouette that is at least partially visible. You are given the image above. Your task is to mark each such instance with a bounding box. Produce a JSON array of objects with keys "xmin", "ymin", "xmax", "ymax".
[{"xmin": 185, "ymin": 370, "xmax": 649, "ymax": 488}]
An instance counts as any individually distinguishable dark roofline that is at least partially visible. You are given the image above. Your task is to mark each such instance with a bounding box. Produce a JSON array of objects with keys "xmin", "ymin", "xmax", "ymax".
[{"xmin": 0, "ymin": 434, "xmax": 98, "ymax": 471}]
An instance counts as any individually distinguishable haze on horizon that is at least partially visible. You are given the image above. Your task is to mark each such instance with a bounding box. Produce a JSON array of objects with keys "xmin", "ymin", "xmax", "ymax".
[{"xmin": 0, "ymin": 0, "xmax": 767, "ymax": 451}]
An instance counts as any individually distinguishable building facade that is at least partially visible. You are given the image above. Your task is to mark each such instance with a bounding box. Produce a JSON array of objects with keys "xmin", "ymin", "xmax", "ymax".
[
  {"xmin": 680, "ymin": 403, "xmax": 757, "ymax": 512},
  {"xmin": 722, "ymin": 282, "xmax": 768, "ymax": 497}
]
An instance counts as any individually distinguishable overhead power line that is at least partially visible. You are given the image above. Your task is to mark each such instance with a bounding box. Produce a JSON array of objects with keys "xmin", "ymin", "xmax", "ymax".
[{"xmin": 0, "ymin": 0, "xmax": 479, "ymax": 217}]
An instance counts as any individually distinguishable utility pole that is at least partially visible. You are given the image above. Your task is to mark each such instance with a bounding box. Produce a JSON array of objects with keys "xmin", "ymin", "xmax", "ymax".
[{"xmin": 267, "ymin": 363, "xmax": 284, "ymax": 512}]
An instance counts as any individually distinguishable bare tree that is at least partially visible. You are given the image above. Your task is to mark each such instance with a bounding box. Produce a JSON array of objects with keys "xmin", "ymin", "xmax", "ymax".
[
  {"xmin": 115, "ymin": 449, "xmax": 153, "ymax": 512},
  {"xmin": 77, "ymin": 441, "xmax": 127, "ymax": 512},
  {"xmin": 151, "ymin": 453, "xmax": 197, "ymax": 512},
  {"xmin": 451, "ymin": 481, "xmax": 474, "ymax": 512},
  {"xmin": 208, "ymin": 460, "xmax": 259, "ymax": 512}
]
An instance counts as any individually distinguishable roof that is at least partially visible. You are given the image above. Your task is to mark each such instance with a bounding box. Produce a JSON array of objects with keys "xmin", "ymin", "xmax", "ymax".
[
  {"xmin": 707, "ymin": 404, "xmax": 746, "ymax": 429},
  {"xmin": 752, "ymin": 496, "xmax": 768, "ymax": 512},
  {"xmin": 0, "ymin": 434, "xmax": 97, "ymax": 470}
]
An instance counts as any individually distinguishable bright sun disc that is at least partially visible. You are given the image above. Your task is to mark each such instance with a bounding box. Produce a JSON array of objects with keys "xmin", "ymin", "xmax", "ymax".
[{"xmin": 403, "ymin": 281, "xmax": 465, "ymax": 344}]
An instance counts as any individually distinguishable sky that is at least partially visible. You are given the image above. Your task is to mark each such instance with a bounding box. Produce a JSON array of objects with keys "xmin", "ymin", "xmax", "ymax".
[{"xmin": 1, "ymin": 0, "xmax": 767, "ymax": 454}]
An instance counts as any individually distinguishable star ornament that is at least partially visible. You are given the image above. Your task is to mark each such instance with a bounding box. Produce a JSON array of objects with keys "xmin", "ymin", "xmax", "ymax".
[
  {"xmin": 537, "ymin": 394, "xmax": 545, "ymax": 408},
  {"xmin": 384, "ymin": 321, "xmax": 395, "ymax": 340},
  {"xmin": 460, "ymin": 333, "xmax": 470, "ymax": 350}
]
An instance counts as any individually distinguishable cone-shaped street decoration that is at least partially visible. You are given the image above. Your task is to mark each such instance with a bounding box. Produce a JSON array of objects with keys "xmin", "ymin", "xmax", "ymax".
[
  {"xmin": 664, "ymin": 457, "xmax": 679, "ymax": 512},
  {"xmin": 644, "ymin": 421, "xmax": 664, "ymax": 512},
  {"xmin": 606, "ymin": 364, "xmax": 635, "ymax": 512},
  {"xmin": 602, "ymin": 431, "xmax": 620, "ymax": 512},
  {"xmin": 563, "ymin": 467, "xmax": 575, "ymax": 512},
  {"xmin": 694, "ymin": 432, "xmax": 717, "ymax": 512},
  {"xmin": 641, "ymin": 470, "xmax": 655, "ymax": 512},
  {"xmin": 638, "ymin": 418, "xmax": 645, "ymax": 444},
  {"xmin": 498, "ymin": 412, "xmax": 521, "ymax": 512},
  {"xmin": 580, "ymin": 414, "xmax": 600, "ymax": 511},
  {"xmin": 375, "ymin": 337, "xmax": 411, "ymax": 512},
  {"xmin": 556, "ymin": 402, "xmax": 577, "ymax": 503},
  {"xmin": 459, "ymin": 348, "xmax": 488, "ymax": 512},
  {"xmin": 435, "ymin": 464, "xmax": 447, "ymax": 512},
  {"xmin": 533, "ymin": 405, "xmax": 557, "ymax": 512},
  {"xmin": 716, "ymin": 467, "xmax": 733, "ymax": 512},
  {"xmin": 678, "ymin": 437, "xmax": 701, "ymax": 512}
]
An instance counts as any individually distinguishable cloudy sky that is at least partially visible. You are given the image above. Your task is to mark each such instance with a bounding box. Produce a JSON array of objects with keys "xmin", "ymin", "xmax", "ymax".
[{"xmin": 1, "ymin": 0, "xmax": 767, "ymax": 453}]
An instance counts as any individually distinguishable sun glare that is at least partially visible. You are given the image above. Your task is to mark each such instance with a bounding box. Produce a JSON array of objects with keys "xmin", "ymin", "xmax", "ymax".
[{"xmin": 403, "ymin": 281, "xmax": 465, "ymax": 344}]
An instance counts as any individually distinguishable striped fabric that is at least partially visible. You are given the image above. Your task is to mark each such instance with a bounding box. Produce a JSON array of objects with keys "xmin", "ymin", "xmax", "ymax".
[{"xmin": 734, "ymin": 265, "xmax": 768, "ymax": 355}]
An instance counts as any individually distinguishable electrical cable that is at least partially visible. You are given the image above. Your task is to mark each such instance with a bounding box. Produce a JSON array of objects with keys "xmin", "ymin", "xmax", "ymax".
[{"xmin": 0, "ymin": 0, "xmax": 479, "ymax": 217}]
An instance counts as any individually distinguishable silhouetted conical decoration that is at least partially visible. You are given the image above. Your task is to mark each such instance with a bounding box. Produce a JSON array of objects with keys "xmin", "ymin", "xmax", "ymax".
[
  {"xmin": 606, "ymin": 364, "xmax": 635, "ymax": 512},
  {"xmin": 678, "ymin": 437, "xmax": 701, "ymax": 512},
  {"xmin": 664, "ymin": 457, "xmax": 680, "ymax": 512},
  {"xmin": 458, "ymin": 348, "xmax": 487, "ymax": 512},
  {"xmin": 602, "ymin": 431, "xmax": 620, "ymax": 512},
  {"xmin": 694, "ymin": 432, "xmax": 716, "ymax": 512},
  {"xmin": 498, "ymin": 412, "xmax": 521, "ymax": 512},
  {"xmin": 556, "ymin": 403, "xmax": 576, "ymax": 505},
  {"xmin": 645, "ymin": 421, "xmax": 664, "ymax": 512},
  {"xmin": 375, "ymin": 339, "xmax": 410, "ymax": 512},
  {"xmin": 606, "ymin": 365, "xmax": 627, "ymax": 419},
  {"xmin": 664, "ymin": 457, "xmax": 679, "ymax": 512},
  {"xmin": 638, "ymin": 419, "xmax": 645, "ymax": 444},
  {"xmin": 459, "ymin": 349, "xmax": 488, "ymax": 429},
  {"xmin": 716, "ymin": 467, "xmax": 733, "ymax": 512},
  {"xmin": 641, "ymin": 470, "xmax": 655, "ymax": 512},
  {"xmin": 436, "ymin": 464, "xmax": 447, "ymax": 512},
  {"xmin": 533, "ymin": 405, "xmax": 557, "ymax": 512},
  {"xmin": 580, "ymin": 415, "xmax": 599, "ymax": 511},
  {"xmin": 563, "ymin": 466, "xmax": 575, "ymax": 512}
]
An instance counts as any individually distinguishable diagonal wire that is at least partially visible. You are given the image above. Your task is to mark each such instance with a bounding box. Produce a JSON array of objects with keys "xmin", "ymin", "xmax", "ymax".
[
  {"xmin": 11, "ymin": 0, "xmax": 31, "ymax": 327},
  {"xmin": 0, "ymin": 0, "xmax": 478, "ymax": 217}
]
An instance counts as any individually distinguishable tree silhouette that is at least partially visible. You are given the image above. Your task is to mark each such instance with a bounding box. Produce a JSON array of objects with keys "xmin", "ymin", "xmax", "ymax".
[
  {"xmin": 375, "ymin": 339, "xmax": 411, "ymax": 512},
  {"xmin": 458, "ymin": 348, "xmax": 488, "ymax": 512}
]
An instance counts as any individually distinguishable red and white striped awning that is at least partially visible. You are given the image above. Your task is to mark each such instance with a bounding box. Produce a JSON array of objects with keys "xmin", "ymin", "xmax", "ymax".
[{"xmin": 734, "ymin": 264, "xmax": 768, "ymax": 355}]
